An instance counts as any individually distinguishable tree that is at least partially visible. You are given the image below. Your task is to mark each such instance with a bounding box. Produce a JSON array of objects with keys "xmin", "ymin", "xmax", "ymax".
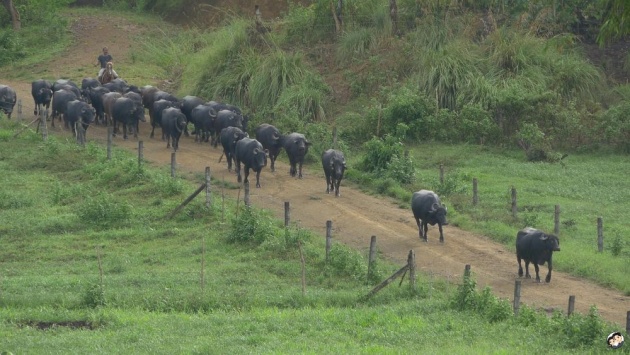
[
  {"xmin": 597, "ymin": 0, "xmax": 630, "ymax": 46},
  {"xmin": 2, "ymin": 0, "xmax": 21, "ymax": 31}
]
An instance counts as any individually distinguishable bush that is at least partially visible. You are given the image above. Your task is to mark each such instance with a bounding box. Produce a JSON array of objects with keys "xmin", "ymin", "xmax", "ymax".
[
  {"xmin": 77, "ymin": 194, "xmax": 132, "ymax": 227},
  {"xmin": 228, "ymin": 207, "xmax": 276, "ymax": 245},
  {"xmin": 326, "ymin": 243, "xmax": 366, "ymax": 281}
]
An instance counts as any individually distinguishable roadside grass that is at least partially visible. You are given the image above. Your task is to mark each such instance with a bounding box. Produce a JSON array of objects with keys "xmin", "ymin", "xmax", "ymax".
[{"xmin": 0, "ymin": 117, "xmax": 617, "ymax": 353}]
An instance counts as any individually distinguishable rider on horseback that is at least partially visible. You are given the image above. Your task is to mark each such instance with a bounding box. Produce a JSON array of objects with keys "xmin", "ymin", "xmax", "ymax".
[{"xmin": 96, "ymin": 47, "xmax": 118, "ymax": 82}]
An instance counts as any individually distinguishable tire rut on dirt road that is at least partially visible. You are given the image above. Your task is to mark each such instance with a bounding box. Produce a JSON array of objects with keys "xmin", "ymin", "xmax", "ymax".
[{"xmin": 2, "ymin": 14, "xmax": 628, "ymax": 327}]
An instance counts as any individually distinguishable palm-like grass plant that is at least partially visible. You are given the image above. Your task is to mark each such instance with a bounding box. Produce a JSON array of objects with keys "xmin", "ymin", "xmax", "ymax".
[{"xmin": 249, "ymin": 50, "xmax": 308, "ymax": 109}]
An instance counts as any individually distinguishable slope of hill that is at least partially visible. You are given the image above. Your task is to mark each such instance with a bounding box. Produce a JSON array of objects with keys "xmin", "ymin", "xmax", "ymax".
[{"xmin": 1, "ymin": 10, "xmax": 629, "ymax": 328}]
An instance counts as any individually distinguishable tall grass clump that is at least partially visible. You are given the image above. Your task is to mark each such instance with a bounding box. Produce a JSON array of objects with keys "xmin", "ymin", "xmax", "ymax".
[
  {"xmin": 77, "ymin": 193, "xmax": 132, "ymax": 227},
  {"xmin": 249, "ymin": 50, "xmax": 307, "ymax": 109},
  {"xmin": 336, "ymin": 28, "xmax": 385, "ymax": 63}
]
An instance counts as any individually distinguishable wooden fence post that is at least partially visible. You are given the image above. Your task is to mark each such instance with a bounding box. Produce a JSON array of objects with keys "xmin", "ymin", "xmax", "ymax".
[
  {"xmin": 201, "ymin": 236, "xmax": 205, "ymax": 293},
  {"xmin": 284, "ymin": 201, "xmax": 290, "ymax": 227},
  {"xmin": 626, "ymin": 310, "xmax": 630, "ymax": 336},
  {"xmin": 472, "ymin": 178, "xmax": 478, "ymax": 206},
  {"xmin": 244, "ymin": 181, "xmax": 250, "ymax": 207},
  {"xmin": 298, "ymin": 240, "xmax": 306, "ymax": 296},
  {"xmin": 325, "ymin": 220, "xmax": 332, "ymax": 263},
  {"xmin": 464, "ymin": 264, "xmax": 471, "ymax": 277},
  {"xmin": 513, "ymin": 280, "xmax": 521, "ymax": 316},
  {"xmin": 41, "ymin": 110, "xmax": 48, "ymax": 141},
  {"xmin": 165, "ymin": 183, "xmax": 207, "ymax": 219},
  {"xmin": 554, "ymin": 204, "xmax": 560, "ymax": 235},
  {"xmin": 567, "ymin": 295, "xmax": 575, "ymax": 316},
  {"xmin": 17, "ymin": 99, "xmax": 22, "ymax": 120},
  {"xmin": 511, "ymin": 187, "xmax": 517, "ymax": 217},
  {"xmin": 368, "ymin": 235, "xmax": 377, "ymax": 280},
  {"xmin": 171, "ymin": 152, "xmax": 176, "ymax": 178},
  {"xmin": 408, "ymin": 249, "xmax": 415, "ymax": 290},
  {"xmin": 332, "ymin": 127, "xmax": 337, "ymax": 149},
  {"xmin": 205, "ymin": 167, "xmax": 211, "ymax": 208},
  {"xmin": 439, "ymin": 164, "xmax": 444, "ymax": 184},
  {"xmin": 138, "ymin": 141, "xmax": 143, "ymax": 167},
  {"xmin": 107, "ymin": 126, "xmax": 113, "ymax": 160},
  {"xmin": 597, "ymin": 217, "xmax": 603, "ymax": 252}
]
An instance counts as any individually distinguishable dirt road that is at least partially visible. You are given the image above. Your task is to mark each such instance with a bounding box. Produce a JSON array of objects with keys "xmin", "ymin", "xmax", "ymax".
[{"xmin": 3, "ymin": 14, "xmax": 629, "ymax": 327}]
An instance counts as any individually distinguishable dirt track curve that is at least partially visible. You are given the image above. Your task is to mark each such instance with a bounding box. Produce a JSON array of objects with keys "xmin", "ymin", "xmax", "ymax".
[{"xmin": 2, "ymin": 14, "xmax": 629, "ymax": 327}]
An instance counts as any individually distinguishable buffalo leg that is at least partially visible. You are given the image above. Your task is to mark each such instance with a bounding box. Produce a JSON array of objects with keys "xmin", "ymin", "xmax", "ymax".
[
  {"xmin": 533, "ymin": 263, "xmax": 541, "ymax": 283},
  {"xmin": 517, "ymin": 257, "xmax": 524, "ymax": 277},
  {"xmin": 298, "ymin": 162, "xmax": 304, "ymax": 179},
  {"xmin": 255, "ymin": 170, "xmax": 261, "ymax": 188},
  {"xmin": 523, "ymin": 260, "xmax": 531, "ymax": 278},
  {"xmin": 335, "ymin": 178, "xmax": 341, "ymax": 197},
  {"xmin": 545, "ymin": 259, "xmax": 552, "ymax": 283},
  {"xmin": 325, "ymin": 173, "xmax": 331, "ymax": 194},
  {"xmin": 438, "ymin": 224, "xmax": 444, "ymax": 243}
]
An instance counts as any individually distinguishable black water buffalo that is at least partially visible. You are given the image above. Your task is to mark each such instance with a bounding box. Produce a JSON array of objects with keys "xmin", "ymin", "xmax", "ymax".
[
  {"xmin": 51, "ymin": 89, "xmax": 78, "ymax": 126},
  {"xmin": 321, "ymin": 149, "xmax": 346, "ymax": 197},
  {"xmin": 161, "ymin": 107, "xmax": 187, "ymax": 151},
  {"xmin": 190, "ymin": 104, "xmax": 217, "ymax": 143},
  {"xmin": 31, "ymin": 80, "xmax": 53, "ymax": 116},
  {"xmin": 220, "ymin": 126, "xmax": 248, "ymax": 171},
  {"xmin": 235, "ymin": 137, "xmax": 267, "ymax": 188},
  {"xmin": 282, "ymin": 132, "xmax": 311, "ymax": 178},
  {"xmin": 0, "ymin": 84, "xmax": 17, "ymax": 119},
  {"xmin": 212, "ymin": 109, "xmax": 244, "ymax": 147},
  {"xmin": 516, "ymin": 227, "xmax": 560, "ymax": 283},
  {"xmin": 208, "ymin": 101, "xmax": 248, "ymax": 132},
  {"xmin": 411, "ymin": 190, "xmax": 448, "ymax": 243},
  {"xmin": 81, "ymin": 77, "xmax": 101, "ymax": 103},
  {"xmin": 64, "ymin": 100, "xmax": 95, "ymax": 137},
  {"xmin": 52, "ymin": 79, "xmax": 79, "ymax": 94},
  {"xmin": 147, "ymin": 90, "xmax": 179, "ymax": 128},
  {"xmin": 102, "ymin": 92, "xmax": 122, "ymax": 126},
  {"xmin": 102, "ymin": 78, "xmax": 130, "ymax": 94},
  {"xmin": 255, "ymin": 124, "xmax": 283, "ymax": 172},
  {"xmin": 140, "ymin": 85, "xmax": 159, "ymax": 111},
  {"xmin": 87, "ymin": 86, "xmax": 111, "ymax": 125},
  {"xmin": 112, "ymin": 96, "xmax": 145, "ymax": 139},
  {"xmin": 150, "ymin": 99, "xmax": 179, "ymax": 139},
  {"xmin": 181, "ymin": 95, "xmax": 204, "ymax": 124}
]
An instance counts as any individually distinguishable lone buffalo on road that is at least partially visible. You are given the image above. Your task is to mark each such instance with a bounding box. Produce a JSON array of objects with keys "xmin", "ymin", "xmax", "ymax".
[
  {"xmin": 235, "ymin": 137, "xmax": 267, "ymax": 188},
  {"xmin": 0, "ymin": 84, "xmax": 17, "ymax": 119},
  {"xmin": 411, "ymin": 190, "xmax": 448, "ymax": 243},
  {"xmin": 516, "ymin": 227, "xmax": 560, "ymax": 283},
  {"xmin": 321, "ymin": 149, "xmax": 346, "ymax": 197}
]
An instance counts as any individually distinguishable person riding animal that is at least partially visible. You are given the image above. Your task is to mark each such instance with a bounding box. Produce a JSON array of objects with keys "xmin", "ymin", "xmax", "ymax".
[{"xmin": 96, "ymin": 47, "xmax": 118, "ymax": 83}]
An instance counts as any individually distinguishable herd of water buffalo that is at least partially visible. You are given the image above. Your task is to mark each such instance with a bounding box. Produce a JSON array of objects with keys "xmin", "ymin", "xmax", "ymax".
[{"xmin": 0, "ymin": 78, "xmax": 561, "ymax": 284}]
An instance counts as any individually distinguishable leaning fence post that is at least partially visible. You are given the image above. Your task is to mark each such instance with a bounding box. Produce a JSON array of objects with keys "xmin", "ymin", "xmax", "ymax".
[
  {"xmin": 567, "ymin": 295, "xmax": 575, "ymax": 316},
  {"xmin": 513, "ymin": 280, "xmax": 521, "ymax": 316},
  {"xmin": 284, "ymin": 201, "xmax": 290, "ymax": 227},
  {"xmin": 597, "ymin": 217, "xmax": 603, "ymax": 252},
  {"xmin": 325, "ymin": 220, "xmax": 332, "ymax": 263}
]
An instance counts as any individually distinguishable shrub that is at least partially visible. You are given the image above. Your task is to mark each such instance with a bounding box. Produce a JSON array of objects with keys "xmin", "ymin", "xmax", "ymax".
[
  {"xmin": 77, "ymin": 194, "xmax": 132, "ymax": 227},
  {"xmin": 326, "ymin": 243, "xmax": 366, "ymax": 281},
  {"xmin": 228, "ymin": 207, "xmax": 276, "ymax": 245}
]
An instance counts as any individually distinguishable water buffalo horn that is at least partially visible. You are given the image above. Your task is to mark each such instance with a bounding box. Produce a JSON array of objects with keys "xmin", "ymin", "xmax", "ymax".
[{"xmin": 539, "ymin": 234, "xmax": 548, "ymax": 240}]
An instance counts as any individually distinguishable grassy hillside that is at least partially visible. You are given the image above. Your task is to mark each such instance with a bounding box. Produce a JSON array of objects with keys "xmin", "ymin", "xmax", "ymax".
[{"xmin": 0, "ymin": 116, "xmax": 617, "ymax": 354}]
